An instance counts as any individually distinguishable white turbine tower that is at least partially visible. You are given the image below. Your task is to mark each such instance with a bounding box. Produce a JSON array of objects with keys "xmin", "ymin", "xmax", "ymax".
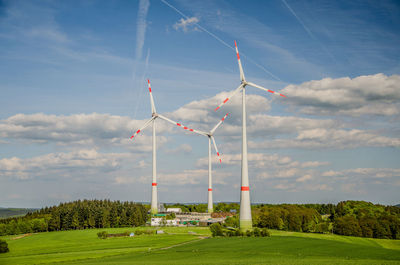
[
  {"xmin": 130, "ymin": 79, "xmax": 164, "ymax": 215},
  {"xmin": 215, "ymin": 41, "xmax": 286, "ymax": 231},
  {"xmin": 158, "ymin": 113, "xmax": 229, "ymax": 213}
]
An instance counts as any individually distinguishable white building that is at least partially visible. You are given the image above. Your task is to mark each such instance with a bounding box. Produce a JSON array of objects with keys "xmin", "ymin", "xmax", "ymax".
[
  {"xmin": 166, "ymin": 208, "xmax": 182, "ymax": 213},
  {"xmin": 150, "ymin": 217, "xmax": 177, "ymax": 226}
]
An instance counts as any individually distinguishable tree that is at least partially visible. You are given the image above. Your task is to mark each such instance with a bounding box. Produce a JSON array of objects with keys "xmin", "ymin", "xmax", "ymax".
[
  {"xmin": 0, "ymin": 239, "xmax": 9, "ymax": 253},
  {"xmin": 209, "ymin": 223, "xmax": 224, "ymax": 237},
  {"xmin": 334, "ymin": 216, "xmax": 362, "ymax": 237}
]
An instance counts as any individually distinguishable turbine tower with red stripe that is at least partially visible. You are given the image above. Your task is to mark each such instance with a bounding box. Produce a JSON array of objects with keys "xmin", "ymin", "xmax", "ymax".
[
  {"xmin": 215, "ymin": 41, "xmax": 286, "ymax": 231},
  {"xmin": 157, "ymin": 113, "xmax": 229, "ymax": 213},
  {"xmin": 130, "ymin": 79, "xmax": 163, "ymax": 214}
]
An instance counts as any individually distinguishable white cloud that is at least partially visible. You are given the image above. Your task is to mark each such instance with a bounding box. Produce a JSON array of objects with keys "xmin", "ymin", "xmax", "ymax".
[
  {"xmin": 248, "ymin": 128, "xmax": 400, "ymax": 149},
  {"xmin": 173, "ymin": 17, "xmax": 200, "ymax": 32},
  {"xmin": 322, "ymin": 168, "xmax": 400, "ymax": 179},
  {"xmin": 282, "ymin": 74, "xmax": 400, "ymax": 116},
  {"xmin": 0, "ymin": 113, "xmax": 171, "ymax": 151},
  {"xmin": 296, "ymin": 174, "xmax": 312, "ymax": 182},
  {"xmin": 0, "ymin": 149, "xmax": 142, "ymax": 180}
]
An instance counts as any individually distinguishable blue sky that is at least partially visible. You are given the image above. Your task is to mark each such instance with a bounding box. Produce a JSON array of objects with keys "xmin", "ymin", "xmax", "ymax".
[{"xmin": 0, "ymin": 0, "xmax": 399, "ymax": 207}]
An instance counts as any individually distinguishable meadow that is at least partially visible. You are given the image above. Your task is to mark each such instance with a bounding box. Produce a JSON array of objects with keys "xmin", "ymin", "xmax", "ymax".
[{"xmin": 1, "ymin": 227, "xmax": 400, "ymax": 265}]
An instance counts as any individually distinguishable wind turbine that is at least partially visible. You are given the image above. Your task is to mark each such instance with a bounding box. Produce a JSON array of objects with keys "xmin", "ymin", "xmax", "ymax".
[
  {"xmin": 159, "ymin": 113, "xmax": 229, "ymax": 213},
  {"xmin": 129, "ymin": 79, "xmax": 165, "ymax": 215},
  {"xmin": 215, "ymin": 41, "xmax": 286, "ymax": 231}
]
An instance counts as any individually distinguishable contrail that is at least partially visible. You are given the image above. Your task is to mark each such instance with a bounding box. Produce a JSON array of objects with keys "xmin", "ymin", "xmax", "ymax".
[
  {"xmin": 161, "ymin": 0, "xmax": 281, "ymax": 81},
  {"xmin": 281, "ymin": 0, "xmax": 337, "ymax": 63},
  {"xmin": 132, "ymin": 0, "xmax": 150, "ymax": 119},
  {"xmin": 281, "ymin": 0, "xmax": 314, "ymax": 40},
  {"xmin": 136, "ymin": 0, "xmax": 150, "ymax": 60}
]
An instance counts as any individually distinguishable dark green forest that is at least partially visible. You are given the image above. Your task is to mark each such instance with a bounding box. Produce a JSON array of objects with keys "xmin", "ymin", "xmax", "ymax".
[
  {"xmin": 0, "ymin": 200, "xmax": 147, "ymax": 236},
  {"xmin": 251, "ymin": 201, "xmax": 400, "ymax": 239}
]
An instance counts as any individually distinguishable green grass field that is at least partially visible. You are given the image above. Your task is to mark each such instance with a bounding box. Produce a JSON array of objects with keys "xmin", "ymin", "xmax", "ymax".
[{"xmin": 1, "ymin": 227, "xmax": 400, "ymax": 265}]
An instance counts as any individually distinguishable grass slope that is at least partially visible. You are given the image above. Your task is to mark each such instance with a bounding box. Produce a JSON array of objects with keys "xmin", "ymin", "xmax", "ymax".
[
  {"xmin": 1, "ymin": 228, "xmax": 400, "ymax": 265},
  {"xmin": 0, "ymin": 227, "xmax": 208, "ymax": 265}
]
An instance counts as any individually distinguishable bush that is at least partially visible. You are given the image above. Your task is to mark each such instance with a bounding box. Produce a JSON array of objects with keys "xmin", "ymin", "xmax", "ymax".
[
  {"xmin": 210, "ymin": 223, "xmax": 224, "ymax": 237},
  {"xmin": 260, "ymin": 228, "xmax": 271, "ymax": 237},
  {"xmin": 0, "ymin": 239, "xmax": 9, "ymax": 253},
  {"xmin": 246, "ymin": 230, "xmax": 252, "ymax": 237},
  {"xmin": 253, "ymin": 227, "xmax": 261, "ymax": 237},
  {"xmin": 97, "ymin": 231, "xmax": 108, "ymax": 239}
]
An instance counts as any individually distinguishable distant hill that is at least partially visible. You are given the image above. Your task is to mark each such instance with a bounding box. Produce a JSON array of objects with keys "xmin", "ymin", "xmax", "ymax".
[
  {"xmin": 0, "ymin": 208, "xmax": 37, "ymax": 219},
  {"xmin": 396, "ymin": 204, "xmax": 400, "ymax": 208}
]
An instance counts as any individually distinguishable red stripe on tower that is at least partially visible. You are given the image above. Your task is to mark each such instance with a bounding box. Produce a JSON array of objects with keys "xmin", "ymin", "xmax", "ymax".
[
  {"xmin": 148, "ymin": 79, "xmax": 152, "ymax": 92},
  {"xmin": 152, "ymin": 183, "xmax": 157, "ymax": 186},
  {"xmin": 241, "ymin": 186, "xmax": 249, "ymax": 191},
  {"xmin": 208, "ymin": 188, "xmax": 212, "ymax": 191}
]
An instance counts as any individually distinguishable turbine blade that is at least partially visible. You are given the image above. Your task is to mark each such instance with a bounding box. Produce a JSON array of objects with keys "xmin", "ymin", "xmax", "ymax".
[
  {"xmin": 214, "ymin": 84, "xmax": 244, "ymax": 111},
  {"xmin": 210, "ymin": 113, "xmax": 229, "ymax": 134},
  {"xmin": 148, "ymin": 79, "xmax": 157, "ymax": 113},
  {"xmin": 247, "ymin": 81, "xmax": 286, "ymax": 98},
  {"xmin": 130, "ymin": 117, "xmax": 155, "ymax": 139},
  {"xmin": 235, "ymin": 40, "xmax": 245, "ymax": 82},
  {"xmin": 211, "ymin": 136, "xmax": 222, "ymax": 163},
  {"xmin": 158, "ymin": 114, "xmax": 208, "ymax": 136}
]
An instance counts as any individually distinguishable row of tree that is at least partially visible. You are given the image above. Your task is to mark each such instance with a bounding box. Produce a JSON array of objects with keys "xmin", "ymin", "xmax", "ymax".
[
  {"xmin": 0, "ymin": 200, "xmax": 147, "ymax": 236},
  {"xmin": 251, "ymin": 201, "xmax": 400, "ymax": 239}
]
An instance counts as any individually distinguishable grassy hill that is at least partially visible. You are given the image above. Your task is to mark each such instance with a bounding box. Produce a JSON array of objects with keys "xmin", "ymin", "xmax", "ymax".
[
  {"xmin": 0, "ymin": 208, "xmax": 37, "ymax": 219},
  {"xmin": 1, "ymin": 227, "xmax": 400, "ymax": 264}
]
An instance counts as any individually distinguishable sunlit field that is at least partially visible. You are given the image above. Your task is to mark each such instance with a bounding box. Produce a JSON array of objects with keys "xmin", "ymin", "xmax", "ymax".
[{"xmin": 1, "ymin": 227, "xmax": 400, "ymax": 265}]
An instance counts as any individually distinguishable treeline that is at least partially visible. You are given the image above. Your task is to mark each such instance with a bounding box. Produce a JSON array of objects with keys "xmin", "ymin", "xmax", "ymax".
[
  {"xmin": 253, "ymin": 204, "xmax": 326, "ymax": 233},
  {"xmin": 332, "ymin": 201, "xmax": 400, "ymax": 239},
  {"xmin": 0, "ymin": 200, "xmax": 147, "ymax": 236},
  {"xmin": 252, "ymin": 201, "xmax": 400, "ymax": 240}
]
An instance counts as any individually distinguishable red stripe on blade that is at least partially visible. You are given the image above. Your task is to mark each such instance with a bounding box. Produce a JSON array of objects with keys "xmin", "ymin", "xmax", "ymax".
[
  {"xmin": 136, "ymin": 129, "xmax": 141, "ymax": 134},
  {"xmin": 177, "ymin": 123, "xmax": 181, "ymax": 126},
  {"xmin": 214, "ymin": 106, "xmax": 220, "ymax": 111},
  {"xmin": 189, "ymin": 129, "xmax": 194, "ymax": 132},
  {"xmin": 241, "ymin": 186, "xmax": 249, "ymax": 191},
  {"xmin": 184, "ymin": 127, "xmax": 188, "ymax": 130},
  {"xmin": 280, "ymin": 94, "xmax": 286, "ymax": 97},
  {"xmin": 223, "ymin": 98, "xmax": 229, "ymax": 103},
  {"xmin": 237, "ymin": 53, "xmax": 240, "ymax": 60}
]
